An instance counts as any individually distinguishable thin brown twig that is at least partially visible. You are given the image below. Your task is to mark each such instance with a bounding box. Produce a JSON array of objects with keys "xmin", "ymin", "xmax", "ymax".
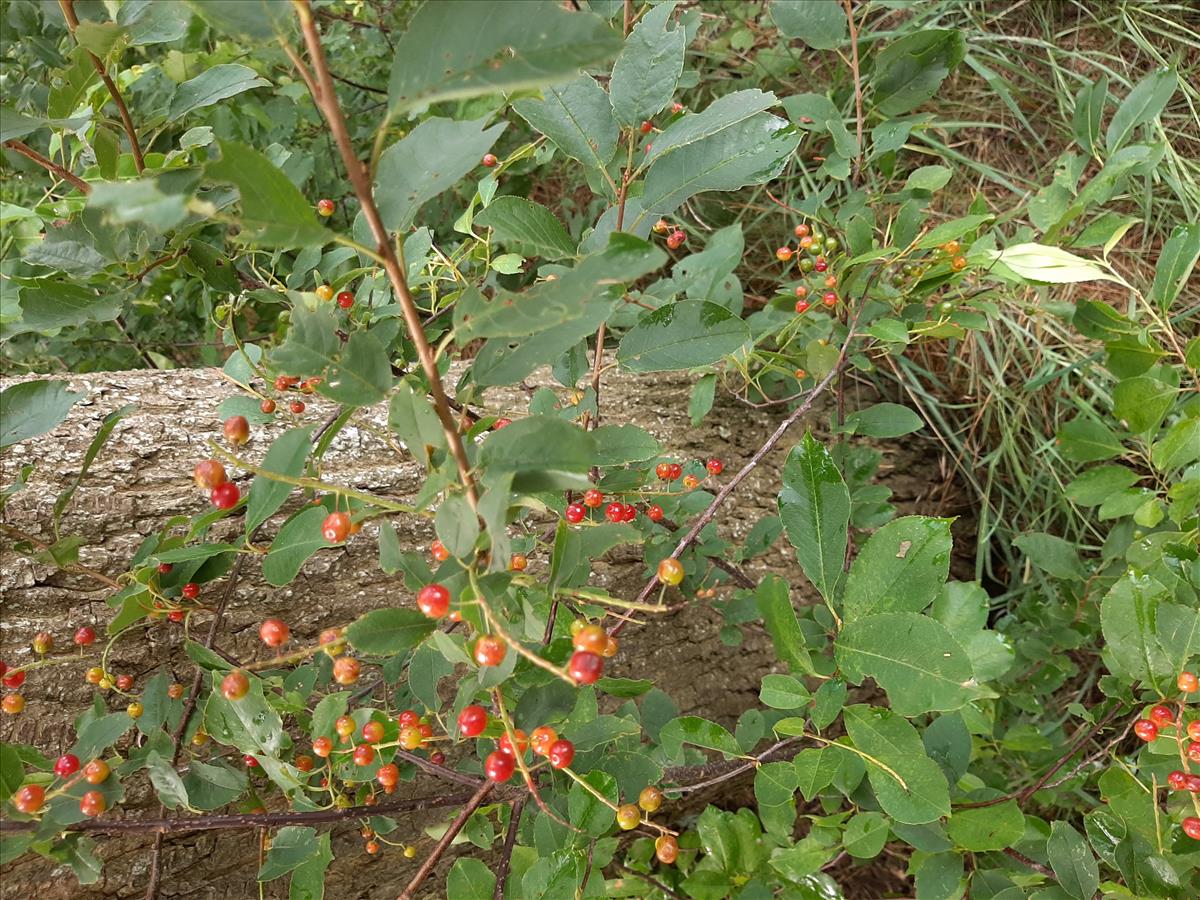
[
  {"xmin": 289, "ymin": 0, "xmax": 478, "ymax": 509},
  {"xmin": 493, "ymin": 797, "xmax": 526, "ymax": 899},
  {"xmin": 0, "ymin": 523, "xmax": 120, "ymax": 588},
  {"xmin": 59, "ymin": 0, "xmax": 144, "ymax": 173},
  {"xmin": 842, "ymin": 0, "xmax": 864, "ymax": 180},
  {"xmin": 615, "ymin": 863, "xmax": 688, "ymax": 900},
  {"xmin": 398, "ymin": 780, "xmax": 497, "ymax": 900},
  {"xmin": 2, "ymin": 140, "xmax": 92, "ymax": 194},
  {"xmin": 664, "ymin": 737, "xmax": 803, "ymax": 795}
]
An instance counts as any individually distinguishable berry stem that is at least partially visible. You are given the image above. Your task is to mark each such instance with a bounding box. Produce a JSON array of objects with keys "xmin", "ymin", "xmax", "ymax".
[{"xmin": 469, "ymin": 568, "xmax": 575, "ymax": 685}]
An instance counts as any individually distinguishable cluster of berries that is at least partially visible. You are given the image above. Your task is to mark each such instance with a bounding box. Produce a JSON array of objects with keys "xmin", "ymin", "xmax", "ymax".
[
  {"xmin": 562, "ymin": 458, "xmax": 723, "ymax": 527},
  {"xmin": 1131, "ymin": 672, "xmax": 1200, "ymax": 839},
  {"xmin": 11, "ymin": 755, "xmax": 112, "ymax": 819}
]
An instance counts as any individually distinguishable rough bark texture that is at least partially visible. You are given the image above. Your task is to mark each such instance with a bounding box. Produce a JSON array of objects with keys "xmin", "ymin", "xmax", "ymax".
[{"xmin": 0, "ymin": 365, "xmax": 969, "ymax": 898}]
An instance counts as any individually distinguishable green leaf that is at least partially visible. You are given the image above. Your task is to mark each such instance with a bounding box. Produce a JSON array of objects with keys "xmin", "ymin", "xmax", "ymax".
[
  {"xmin": 512, "ymin": 75, "xmax": 619, "ymax": 171},
  {"xmin": 1150, "ymin": 223, "xmax": 1199, "ymax": 311},
  {"xmin": 1013, "ymin": 532, "xmax": 1085, "ymax": 580},
  {"xmin": 447, "ymin": 858, "xmax": 497, "ymax": 900},
  {"xmin": 755, "ymin": 760, "xmax": 798, "ymax": 837},
  {"xmin": 836, "ymin": 613, "xmax": 982, "ymax": 716},
  {"xmin": 660, "ymin": 716, "xmax": 743, "ymax": 760},
  {"xmin": 345, "ymin": 608, "xmax": 435, "ymax": 657},
  {"xmin": 1065, "ymin": 465, "xmax": 1139, "ymax": 506},
  {"xmin": 204, "ymin": 669, "xmax": 284, "ymax": 756},
  {"xmin": 259, "ymin": 826, "xmax": 319, "ymax": 881},
  {"xmin": 843, "ymin": 705, "xmax": 950, "ymax": 825},
  {"xmin": 387, "ymin": 1, "xmax": 621, "ymax": 113},
  {"xmin": 1072, "ymin": 74, "xmax": 1108, "ymax": 157},
  {"xmin": 373, "ymin": 117, "xmax": 506, "ymax": 232},
  {"xmin": 181, "ymin": 759, "xmax": 248, "ymax": 811},
  {"xmin": 769, "ymin": 0, "xmax": 846, "ymax": 50},
  {"xmin": 69, "ymin": 713, "xmax": 131, "ymax": 760},
  {"xmin": 24, "ymin": 238, "xmax": 108, "ymax": 276},
  {"xmin": 1105, "ymin": 68, "xmax": 1177, "ymax": 154},
  {"xmin": 246, "ymin": 428, "xmax": 312, "ymax": 533},
  {"xmin": 640, "ymin": 112, "xmax": 798, "ymax": 215},
  {"xmin": 436, "ymin": 494, "xmax": 479, "ymax": 558},
  {"xmin": 1112, "ymin": 370, "xmax": 1180, "ymax": 434},
  {"xmin": 778, "ymin": 434, "xmax": 849, "ymax": 604},
  {"xmin": 119, "ymin": 0, "xmax": 192, "ymax": 45},
  {"xmin": 617, "ymin": 300, "xmax": 750, "ymax": 372},
  {"xmin": 0, "ymin": 380, "xmax": 81, "ymax": 448},
  {"xmin": 755, "ymin": 575, "xmax": 815, "ymax": 675},
  {"xmin": 946, "ymin": 800, "xmax": 1023, "ymax": 850},
  {"xmin": 1047, "ymin": 821, "xmax": 1100, "ymax": 900},
  {"xmin": 144, "ymin": 751, "xmax": 189, "ymax": 811},
  {"xmin": 591, "ymin": 424, "xmax": 661, "ymax": 466},
  {"xmin": 609, "ymin": 1, "xmax": 685, "ymax": 127},
  {"xmin": 989, "ymin": 242, "xmax": 1122, "ymax": 284},
  {"xmin": 840, "ymin": 402, "xmax": 924, "ymax": 438},
  {"xmin": 646, "ymin": 89, "xmax": 779, "ymax": 166},
  {"xmin": 1152, "ymin": 417, "xmax": 1200, "ymax": 471},
  {"xmin": 4, "ymin": 278, "xmax": 123, "ymax": 336},
  {"xmin": 388, "ymin": 379, "xmax": 445, "ymax": 469},
  {"xmin": 1057, "ymin": 416, "xmax": 1124, "ymax": 463},
  {"xmin": 914, "ymin": 214, "xmax": 995, "ymax": 249},
  {"xmin": 88, "ymin": 178, "xmax": 189, "ymax": 231},
  {"xmin": 842, "ymin": 517, "xmax": 953, "ymax": 623},
  {"xmin": 271, "ymin": 306, "xmax": 392, "ymax": 406},
  {"xmin": 1100, "ymin": 573, "xmax": 1196, "ymax": 690},
  {"xmin": 793, "ymin": 745, "xmax": 844, "ymax": 800},
  {"xmin": 0, "ymin": 743, "xmax": 23, "ymax": 802},
  {"xmin": 906, "ymin": 165, "xmax": 952, "ymax": 192},
  {"xmin": 477, "ymin": 415, "xmax": 595, "ymax": 492},
  {"xmin": 872, "ymin": 30, "xmax": 966, "ymax": 117},
  {"xmin": 759, "ymin": 674, "xmax": 812, "ymax": 709},
  {"xmin": 289, "ymin": 832, "xmax": 332, "ymax": 900},
  {"xmin": 476, "ymin": 196, "xmax": 575, "ymax": 260},
  {"xmin": 567, "ymin": 770, "xmax": 618, "ymax": 836},
  {"xmin": 184, "ymin": 0, "xmax": 293, "ymax": 41},
  {"xmin": 844, "ymin": 811, "xmax": 890, "ymax": 858},
  {"xmin": 262, "ymin": 506, "xmax": 328, "ymax": 586},
  {"xmin": 168, "ymin": 64, "xmax": 269, "ymax": 121},
  {"xmin": 206, "ymin": 141, "xmax": 326, "ymax": 247}
]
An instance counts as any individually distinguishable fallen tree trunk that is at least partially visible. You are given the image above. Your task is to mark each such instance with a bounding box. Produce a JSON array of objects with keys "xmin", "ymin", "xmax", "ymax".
[{"xmin": 0, "ymin": 364, "xmax": 965, "ymax": 898}]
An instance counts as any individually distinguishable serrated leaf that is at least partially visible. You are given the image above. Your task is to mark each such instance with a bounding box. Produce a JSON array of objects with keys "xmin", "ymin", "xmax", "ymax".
[
  {"xmin": 778, "ymin": 434, "xmax": 849, "ymax": 604},
  {"xmin": 609, "ymin": 1, "xmax": 684, "ymax": 127},
  {"xmin": 476, "ymin": 196, "xmax": 575, "ymax": 260},
  {"xmin": 842, "ymin": 517, "xmax": 952, "ymax": 623},
  {"xmin": 617, "ymin": 300, "xmax": 750, "ymax": 372},
  {"xmin": 168, "ymin": 64, "xmax": 269, "ymax": 121}
]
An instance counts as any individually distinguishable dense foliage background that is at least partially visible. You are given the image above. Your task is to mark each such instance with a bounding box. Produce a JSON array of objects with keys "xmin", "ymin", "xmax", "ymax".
[{"xmin": 1, "ymin": 1, "xmax": 1198, "ymax": 897}]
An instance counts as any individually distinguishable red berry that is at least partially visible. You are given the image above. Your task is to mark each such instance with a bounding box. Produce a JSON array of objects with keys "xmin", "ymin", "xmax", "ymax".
[
  {"xmin": 430, "ymin": 751, "xmax": 446, "ymax": 766},
  {"xmin": 53, "ymin": 754, "xmax": 80, "ymax": 777},
  {"xmin": 706, "ymin": 458, "xmax": 723, "ymax": 475},
  {"xmin": 336, "ymin": 291, "xmax": 354, "ymax": 309},
  {"xmin": 377, "ymin": 763, "xmax": 399, "ymax": 788},
  {"xmin": 1187, "ymin": 775, "xmax": 1200, "ymax": 793},
  {"xmin": 182, "ymin": 582, "xmax": 200, "ymax": 600},
  {"xmin": 168, "ymin": 610, "xmax": 185, "ymax": 623},
  {"xmin": 547, "ymin": 739, "xmax": 574, "ymax": 769},
  {"xmin": 289, "ymin": 400, "xmax": 306, "ymax": 414},
  {"xmin": 316, "ymin": 199, "xmax": 335, "ymax": 217},
  {"xmin": 353, "ymin": 744, "xmax": 375, "ymax": 766},
  {"xmin": 474, "ymin": 635, "xmax": 506, "ymax": 667},
  {"xmin": 667, "ymin": 230, "xmax": 686, "ymax": 249},
  {"xmin": 657, "ymin": 557, "xmax": 684, "ymax": 586},
  {"xmin": 795, "ymin": 299, "xmax": 810, "ymax": 314},
  {"xmin": 332, "ymin": 656, "xmax": 361, "ymax": 685},
  {"xmin": 481, "ymin": 153, "xmax": 498, "ymax": 168},
  {"xmin": 498, "ymin": 729, "xmax": 528, "ymax": 757},
  {"xmin": 1185, "ymin": 817, "xmax": 1200, "ymax": 840},
  {"xmin": 668, "ymin": 463, "xmax": 682, "ymax": 480},
  {"xmin": 493, "ymin": 417, "xmax": 512, "ymax": 429},
  {"xmin": 83, "ymin": 759, "xmax": 109, "ymax": 784},
  {"xmin": 210, "ymin": 481, "xmax": 240, "ymax": 509},
  {"xmin": 223, "ymin": 415, "xmax": 250, "ymax": 446},
  {"xmin": 484, "ymin": 750, "xmax": 515, "ymax": 782},
  {"xmin": 671, "ymin": 102, "xmax": 683, "ymax": 113},
  {"xmin": 244, "ymin": 754, "xmax": 260, "ymax": 768},
  {"xmin": 1150, "ymin": 705, "xmax": 1175, "ymax": 726},
  {"xmin": 295, "ymin": 755, "xmax": 314, "ymax": 772},
  {"xmin": 1169, "ymin": 770, "xmax": 1188, "ymax": 790},
  {"xmin": 794, "ymin": 223, "xmax": 810, "ymax": 238},
  {"xmin": 583, "ymin": 489, "xmax": 604, "ymax": 508},
  {"xmin": 530, "ymin": 726, "xmax": 557, "ymax": 756},
  {"xmin": 431, "ymin": 539, "xmax": 450, "ymax": 561},
  {"xmin": 1189, "ymin": 721, "xmax": 1200, "ymax": 741},
  {"xmin": 260, "ymin": 399, "xmax": 276, "ymax": 414},
  {"xmin": 323, "ymin": 512, "xmax": 351, "ymax": 543},
  {"xmin": 1181, "ymin": 672, "xmax": 1199, "ymax": 693},
  {"xmin": 312, "ymin": 737, "xmax": 332, "ymax": 758},
  {"xmin": 79, "ymin": 790, "xmax": 106, "ymax": 817},
  {"xmin": 640, "ymin": 120, "xmax": 653, "ymax": 134},
  {"xmin": 458, "ymin": 704, "xmax": 488, "ymax": 738},
  {"xmin": 565, "ymin": 503, "xmax": 586, "ymax": 524},
  {"xmin": 655, "ymin": 834, "xmax": 679, "ymax": 864},
  {"xmin": 574, "ymin": 625, "xmax": 608, "ymax": 655},
  {"xmin": 1133, "ymin": 719, "xmax": 1158, "ymax": 742},
  {"xmin": 259, "ymin": 618, "xmax": 290, "ymax": 647},
  {"xmin": 814, "ymin": 258, "xmax": 828, "ymax": 273},
  {"xmin": 622, "ymin": 503, "xmax": 637, "ymax": 522},
  {"xmin": 193, "ymin": 459, "xmax": 227, "ymax": 490},
  {"xmin": 3, "ymin": 670, "xmax": 25, "ymax": 689},
  {"xmin": 655, "ymin": 462, "xmax": 674, "ymax": 481},
  {"xmin": 73, "ymin": 626, "xmax": 96, "ymax": 647},
  {"xmin": 605, "ymin": 502, "xmax": 625, "ymax": 524},
  {"xmin": 646, "ymin": 504, "xmax": 664, "ymax": 522},
  {"xmin": 417, "ymin": 583, "xmax": 451, "ymax": 619},
  {"xmin": 13, "ymin": 784, "xmax": 45, "ymax": 815},
  {"xmin": 568, "ymin": 651, "xmax": 604, "ymax": 685},
  {"xmin": 1188, "ymin": 741, "xmax": 1200, "ymax": 762},
  {"xmin": 398, "ymin": 709, "xmax": 420, "ymax": 727},
  {"xmin": 115, "ymin": 674, "xmax": 134, "ymax": 692},
  {"xmin": 221, "ymin": 670, "xmax": 250, "ymax": 701}
]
